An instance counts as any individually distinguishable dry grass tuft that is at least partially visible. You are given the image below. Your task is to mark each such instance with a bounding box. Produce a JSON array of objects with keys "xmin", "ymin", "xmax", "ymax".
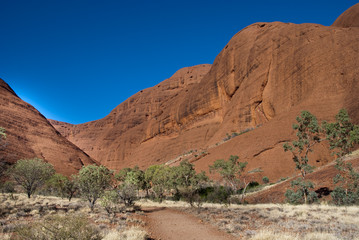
[
  {"xmin": 250, "ymin": 230, "xmax": 298, "ymax": 240},
  {"xmin": 250, "ymin": 230, "xmax": 340, "ymax": 240},
  {"xmin": 103, "ymin": 226, "xmax": 148, "ymax": 240}
]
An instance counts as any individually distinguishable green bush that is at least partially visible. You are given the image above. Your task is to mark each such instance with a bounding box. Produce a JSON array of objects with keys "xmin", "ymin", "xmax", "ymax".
[
  {"xmin": 284, "ymin": 178, "xmax": 318, "ymax": 204},
  {"xmin": 14, "ymin": 214, "xmax": 102, "ymax": 240},
  {"xmin": 285, "ymin": 184, "xmax": 318, "ymax": 205},
  {"xmin": 247, "ymin": 181, "xmax": 259, "ymax": 189},
  {"xmin": 262, "ymin": 176, "xmax": 269, "ymax": 184},
  {"xmin": 75, "ymin": 165, "xmax": 113, "ymax": 211},
  {"xmin": 100, "ymin": 190, "xmax": 121, "ymax": 215},
  {"xmin": 1, "ymin": 181, "xmax": 15, "ymax": 193},
  {"xmin": 331, "ymin": 187, "xmax": 359, "ymax": 206},
  {"xmin": 202, "ymin": 185, "xmax": 233, "ymax": 204},
  {"xmin": 119, "ymin": 182, "xmax": 137, "ymax": 207}
]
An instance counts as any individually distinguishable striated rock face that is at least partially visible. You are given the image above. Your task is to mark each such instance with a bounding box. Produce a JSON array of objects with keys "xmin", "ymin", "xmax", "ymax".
[
  {"xmin": 332, "ymin": 3, "xmax": 359, "ymax": 28},
  {"xmin": 0, "ymin": 79, "xmax": 97, "ymax": 175},
  {"xmin": 50, "ymin": 64, "xmax": 213, "ymax": 169},
  {"xmin": 52, "ymin": 5, "xmax": 359, "ymax": 181}
]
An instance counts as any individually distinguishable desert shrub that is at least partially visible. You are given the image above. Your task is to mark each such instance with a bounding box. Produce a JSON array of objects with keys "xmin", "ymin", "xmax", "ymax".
[
  {"xmin": 331, "ymin": 157, "xmax": 359, "ymax": 206},
  {"xmin": 100, "ymin": 190, "xmax": 121, "ymax": 215},
  {"xmin": 285, "ymin": 179, "xmax": 318, "ymax": 205},
  {"xmin": 144, "ymin": 165, "xmax": 172, "ymax": 202},
  {"xmin": 115, "ymin": 166, "xmax": 145, "ymax": 191},
  {"xmin": 1, "ymin": 181, "xmax": 15, "ymax": 193},
  {"xmin": 331, "ymin": 186, "xmax": 359, "ymax": 206},
  {"xmin": 47, "ymin": 173, "xmax": 78, "ymax": 201},
  {"xmin": 279, "ymin": 177, "xmax": 288, "ymax": 182},
  {"xmin": 285, "ymin": 189, "xmax": 304, "ymax": 204},
  {"xmin": 178, "ymin": 186, "xmax": 205, "ymax": 208},
  {"xmin": 285, "ymin": 178, "xmax": 318, "ymax": 204},
  {"xmin": 74, "ymin": 165, "xmax": 113, "ymax": 211},
  {"xmin": 247, "ymin": 181, "xmax": 259, "ymax": 190},
  {"xmin": 119, "ymin": 182, "xmax": 137, "ymax": 207},
  {"xmin": 209, "ymin": 155, "xmax": 247, "ymax": 193},
  {"xmin": 262, "ymin": 176, "xmax": 269, "ymax": 184},
  {"xmin": 203, "ymin": 185, "xmax": 233, "ymax": 204},
  {"xmin": 14, "ymin": 214, "xmax": 102, "ymax": 240},
  {"xmin": 171, "ymin": 161, "xmax": 208, "ymax": 207}
]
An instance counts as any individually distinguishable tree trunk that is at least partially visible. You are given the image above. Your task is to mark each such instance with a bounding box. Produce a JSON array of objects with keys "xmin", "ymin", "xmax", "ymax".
[
  {"xmin": 90, "ymin": 200, "xmax": 95, "ymax": 211},
  {"xmin": 241, "ymin": 181, "xmax": 250, "ymax": 204}
]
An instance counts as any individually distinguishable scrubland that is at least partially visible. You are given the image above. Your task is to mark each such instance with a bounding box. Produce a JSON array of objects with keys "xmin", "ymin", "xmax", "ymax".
[
  {"xmin": 1, "ymin": 194, "xmax": 359, "ymax": 239},
  {"xmin": 0, "ymin": 193, "xmax": 147, "ymax": 240}
]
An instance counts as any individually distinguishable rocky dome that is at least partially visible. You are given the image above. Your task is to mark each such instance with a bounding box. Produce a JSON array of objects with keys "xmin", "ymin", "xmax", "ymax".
[
  {"xmin": 52, "ymin": 17, "xmax": 359, "ymax": 181},
  {"xmin": 332, "ymin": 3, "xmax": 359, "ymax": 28},
  {"xmin": 5, "ymin": 4, "xmax": 357, "ymax": 182}
]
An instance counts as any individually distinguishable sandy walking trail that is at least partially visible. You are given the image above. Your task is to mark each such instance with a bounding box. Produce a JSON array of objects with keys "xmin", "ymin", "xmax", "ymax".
[{"xmin": 144, "ymin": 207, "xmax": 237, "ymax": 240}]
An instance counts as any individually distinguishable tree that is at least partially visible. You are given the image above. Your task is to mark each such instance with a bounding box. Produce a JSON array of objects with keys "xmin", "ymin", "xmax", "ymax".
[
  {"xmin": 115, "ymin": 166, "xmax": 145, "ymax": 207},
  {"xmin": 172, "ymin": 161, "xmax": 208, "ymax": 207},
  {"xmin": 324, "ymin": 109, "xmax": 359, "ymax": 158},
  {"xmin": 209, "ymin": 155, "xmax": 247, "ymax": 192},
  {"xmin": 118, "ymin": 182, "xmax": 137, "ymax": 207},
  {"xmin": 323, "ymin": 109, "xmax": 359, "ymax": 205},
  {"xmin": 115, "ymin": 168, "xmax": 132, "ymax": 183},
  {"xmin": 283, "ymin": 111, "xmax": 322, "ymax": 204},
  {"xmin": 331, "ymin": 162, "xmax": 359, "ymax": 205},
  {"xmin": 100, "ymin": 190, "xmax": 121, "ymax": 216},
  {"xmin": 8, "ymin": 158, "xmax": 55, "ymax": 198},
  {"xmin": 115, "ymin": 166, "xmax": 145, "ymax": 191},
  {"xmin": 284, "ymin": 178, "xmax": 318, "ymax": 204},
  {"xmin": 75, "ymin": 165, "xmax": 113, "ymax": 211},
  {"xmin": 47, "ymin": 173, "xmax": 77, "ymax": 201},
  {"xmin": 144, "ymin": 165, "xmax": 172, "ymax": 202}
]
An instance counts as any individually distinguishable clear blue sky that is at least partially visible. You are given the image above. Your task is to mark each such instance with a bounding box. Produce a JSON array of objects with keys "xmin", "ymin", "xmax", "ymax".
[{"xmin": 0, "ymin": 1, "xmax": 356, "ymax": 124}]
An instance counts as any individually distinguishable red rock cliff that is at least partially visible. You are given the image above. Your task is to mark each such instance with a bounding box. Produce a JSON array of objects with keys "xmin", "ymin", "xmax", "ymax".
[
  {"xmin": 0, "ymin": 79, "xmax": 97, "ymax": 175},
  {"xmin": 51, "ymin": 4, "xmax": 359, "ymax": 181}
]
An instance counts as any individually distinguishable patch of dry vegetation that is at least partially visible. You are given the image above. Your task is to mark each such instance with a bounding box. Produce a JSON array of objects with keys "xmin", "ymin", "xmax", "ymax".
[
  {"xmin": 176, "ymin": 202, "xmax": 359, "ymax": 239},
  {"xmin": 0, "ymin": 193, "xmax": 147, "ymax": 240}
]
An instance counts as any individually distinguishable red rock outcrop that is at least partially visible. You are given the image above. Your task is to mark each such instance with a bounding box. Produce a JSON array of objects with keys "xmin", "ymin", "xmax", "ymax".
[
  {"xmin": 332, "ymin": 3, "xmax": 359, "ymax": 28},
  {"xmin": 0, "ymin": 79, "xmax": 97, "ymax": 175},
  {"xmin": 52, "ymin": 5, "xmax": 359, "ymax": 181},
  {"xmin": 50, "ymin": 64, "xmax": 213, "ymax": 169}
]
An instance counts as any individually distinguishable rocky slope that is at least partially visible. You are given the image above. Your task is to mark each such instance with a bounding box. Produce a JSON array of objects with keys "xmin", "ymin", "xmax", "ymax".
[
  {"xmin": 0, "ymin": 79, "xmax": 97, "ymax": 175},
  {"xmin": 50, "ymin": 4, "xmax": 359, "ymax": 181}
]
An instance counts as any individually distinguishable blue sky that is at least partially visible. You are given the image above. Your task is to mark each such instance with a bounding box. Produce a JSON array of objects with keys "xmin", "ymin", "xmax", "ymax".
[{"xmin": 0, "ymin": 1, "xmax": 356, "ymax": 124}]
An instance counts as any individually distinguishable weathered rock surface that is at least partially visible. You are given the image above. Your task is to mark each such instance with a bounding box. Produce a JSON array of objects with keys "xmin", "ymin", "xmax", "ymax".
[
  {"xmin": 49, "ymin": 4, "xmax": 359, "ymax": 181},
  {"xmin": 0, "ymin": 79, "xmax": 97, "ymax": 175},
  {"xmin": 50, "ymin": 64, "xmax": 213, "ymax": 169},
  {"xmin": 332, "ymin": 3, "xmax": 359, "ymax": 28}
]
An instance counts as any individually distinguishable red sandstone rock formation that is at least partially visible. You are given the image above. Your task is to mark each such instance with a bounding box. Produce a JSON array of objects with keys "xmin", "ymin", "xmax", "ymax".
[
  {"xmin": 332, "ymin": 3, "xmax": 359, "ymax": 28},
  {"xmin": 0, "ymin": 79, "xmax": 97, "ymax": 175},
  {"xmin": 49, "ymin": 3, "xmax": 359, "ymax": 181}
]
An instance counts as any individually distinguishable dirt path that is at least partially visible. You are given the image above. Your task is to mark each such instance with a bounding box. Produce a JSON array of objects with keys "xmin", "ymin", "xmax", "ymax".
[{"xmin": 144, "ymin": 207, "xmax": 237, "ymax": 240}]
